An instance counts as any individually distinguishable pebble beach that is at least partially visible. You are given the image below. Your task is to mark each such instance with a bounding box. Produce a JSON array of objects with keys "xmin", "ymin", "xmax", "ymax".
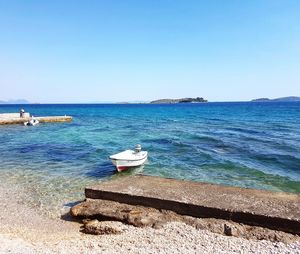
[{"xmin": 1, "ymin": 182, "xmax": 299, "ymax": 254}]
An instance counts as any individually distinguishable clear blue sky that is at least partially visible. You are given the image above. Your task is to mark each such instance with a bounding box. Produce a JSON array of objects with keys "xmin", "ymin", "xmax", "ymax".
[{"xmin": 0, "ymin": 0, "xmax": 299, "ymax": 103}]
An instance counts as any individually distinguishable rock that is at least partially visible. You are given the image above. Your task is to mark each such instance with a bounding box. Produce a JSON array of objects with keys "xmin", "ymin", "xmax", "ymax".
[
  {"xmin": 242, "ymin": 226, "xmax": 297, "ymax": 243},
  {"xmin": 127, "ymin": 211, "xmax": 162, "ymax": 227},
  {"xmin": 182, "ymin": 216, "xmax": 224, "ymax": 235},
  {"xmin": 70, "ymin": 199, "xmax": 129, "ymax": 222},
  {"xmin": 71, "ymin": 199, "xmax": 174, "ymax": 228},
  {"xmin": 152, "ymin": 221, "xmax": 165, "ymax": 229},
  {"xmin": 83, "ymin": 220, "xmax": 125, "ymax": 235},
  {"xmin": 224, "ymin": 223, "xmax": 233, "ymax": 236},
  {"xmin": 224, "ymin": 223, "xmax": 242, "ymax": 236},
  {"xmin": 71, "ymin": 200, "xmax": 300, "ymax": 243}
]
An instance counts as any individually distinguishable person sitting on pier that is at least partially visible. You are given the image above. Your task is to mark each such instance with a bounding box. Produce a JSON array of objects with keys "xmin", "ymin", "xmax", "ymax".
[{"xmin": 20, "ymin": 108, "xmax": 25, "ymax": 118}]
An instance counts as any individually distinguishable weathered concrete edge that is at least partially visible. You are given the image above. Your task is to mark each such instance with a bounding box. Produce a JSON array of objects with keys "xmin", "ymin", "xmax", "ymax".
[
  {"xmin": 38, "ymin": 116, "xmax": 73, "ymax": 123},
  {"xmin": 85, "ymin": 188, "xmax": 300, "ymax": 235}
]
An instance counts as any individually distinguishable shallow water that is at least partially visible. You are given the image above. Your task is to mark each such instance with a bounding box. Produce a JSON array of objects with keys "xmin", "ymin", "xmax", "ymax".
[{"xmin": 0, "ymin": 102, "xmax": 299, "ymax": 216}]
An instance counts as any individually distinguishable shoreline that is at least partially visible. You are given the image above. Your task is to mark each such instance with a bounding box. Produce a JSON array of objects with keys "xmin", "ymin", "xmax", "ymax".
[{"xmin": 1, "ymin": 179, "xmax": 299, "ymax": 253}]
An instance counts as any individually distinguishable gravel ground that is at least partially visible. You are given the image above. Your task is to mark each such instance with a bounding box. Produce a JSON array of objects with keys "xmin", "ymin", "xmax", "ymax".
[
  {"xmin": 0, "ymin": 182, "xmax": 299, "ymax": 254},
  {"xmin": 1, "ymin": 222, "xmax": 300, "ymax": 254}
]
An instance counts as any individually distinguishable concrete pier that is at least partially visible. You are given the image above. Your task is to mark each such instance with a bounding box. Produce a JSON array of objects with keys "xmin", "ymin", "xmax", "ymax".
[
  {"xmin": 0, "ymin": 113, "xmax": 72, "ymax": 125},
  {"xmin": 85, "ymin": 175, "xmax": 300, "ymax": 234}
]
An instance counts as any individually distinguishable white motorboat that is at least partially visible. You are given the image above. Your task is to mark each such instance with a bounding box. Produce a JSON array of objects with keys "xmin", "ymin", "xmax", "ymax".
[
  {"xmin": 109, "ymin": 144, "xmax": 148, "ymax": 172},
  {"xmin": 24, "ymin": 118, "xmax": 39, "ymax": 126}
]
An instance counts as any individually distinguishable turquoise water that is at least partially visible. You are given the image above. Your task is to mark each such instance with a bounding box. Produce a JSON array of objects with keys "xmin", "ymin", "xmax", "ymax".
[{"xmin": 0, "ymin": 102, "xmax": 299, "ymax": 215}]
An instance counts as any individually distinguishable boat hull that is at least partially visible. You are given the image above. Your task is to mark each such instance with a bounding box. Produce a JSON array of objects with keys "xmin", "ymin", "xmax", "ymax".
[{"xmin": 110, "ymin": 152, "xmax": 148, "ymax": 172}]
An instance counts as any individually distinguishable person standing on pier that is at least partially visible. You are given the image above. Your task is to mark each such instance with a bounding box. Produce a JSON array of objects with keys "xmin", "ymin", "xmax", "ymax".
[{"xmin": 20, "ymin": 109, "xmax": 25, "ymax": 118}]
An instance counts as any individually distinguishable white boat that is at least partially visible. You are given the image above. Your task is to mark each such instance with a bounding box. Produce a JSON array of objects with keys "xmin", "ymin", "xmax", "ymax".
[
  {"xmin": 24, "ymin": 118, "xmax": 39, "ymax": 126},
  {"xmin": 109, "ymin": 144, "xmax": 148, "ymax": 172}
]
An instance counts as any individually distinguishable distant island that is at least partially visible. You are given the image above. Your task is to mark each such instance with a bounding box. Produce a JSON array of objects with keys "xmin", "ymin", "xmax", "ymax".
[
  {"xmin": 150, "ymin": 97, "xmax": 208, "ymax": 104},
  {"xmin": 0, "ymin": 99, "xmax": 29, "ymax": 104},
  {"xmin": 252, "ymin": 96, "xmax": 300, "ymax": 102}
]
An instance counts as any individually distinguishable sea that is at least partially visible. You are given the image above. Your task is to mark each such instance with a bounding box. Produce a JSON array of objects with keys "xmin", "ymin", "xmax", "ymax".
[{"xmin": 0, "ymin": 102, "xmax": 299, "ymax": 216}]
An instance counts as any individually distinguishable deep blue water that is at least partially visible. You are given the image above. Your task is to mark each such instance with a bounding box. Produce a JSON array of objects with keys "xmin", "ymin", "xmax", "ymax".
[{"xmin": 0, "ymin": 102, "xmax": 299, "ymax": 214}]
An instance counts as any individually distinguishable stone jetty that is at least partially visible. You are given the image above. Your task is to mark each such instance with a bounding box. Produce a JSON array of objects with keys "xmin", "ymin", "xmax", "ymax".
[
  {"xmin": 0, "ymin": 113, "xmax": 72, "ymax": 125},
  {"xmin": 71, "ymin": 175, "xmax": 300, "ymax": 238}
]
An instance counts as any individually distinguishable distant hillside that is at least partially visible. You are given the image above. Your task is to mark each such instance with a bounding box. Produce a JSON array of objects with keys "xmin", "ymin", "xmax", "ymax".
[
  {"xmin": 0, "ymin": 99, "xmax": 29, "ymax": 104},
  {"xmin": 150, "ymin": 97, "xmax": 207, "ymax": 104},
  {"xmin": 252, "ymin": 96, "xmax": 300, "ymax": 102},
  {"xmin": 251, "ymin": 98, "xmax": 270, "ymax": 102}
]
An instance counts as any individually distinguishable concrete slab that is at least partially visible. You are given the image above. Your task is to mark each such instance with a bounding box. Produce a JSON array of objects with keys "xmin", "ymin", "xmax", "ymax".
[
  {"xmin": 86, "ymin": 175, "xmax": 300, "ymax": 234},
  {"xmin": 0, "ymin": 113, "xmax": 30, "ymax": 118}
]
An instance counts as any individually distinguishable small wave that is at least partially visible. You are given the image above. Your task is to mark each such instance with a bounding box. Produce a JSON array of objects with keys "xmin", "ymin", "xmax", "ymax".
[
  {"xmin": 186, "ymin": 134, "xmax": 222, "ymax": 144},
  {"xmin": 226, "ymin": 127, "xmax": 264, "ymax": 135},
  {"xmin": 252, "ymin": 153, "xmax": 300, "ymax": 172},
  {"xmin": 90, "ymin": 127, "xmax": 110, "ymax": 132},
  {"xmin": 17, "ymin": 144, "xmax": 48, "ymax": 154},
  {"xmin": 142, "ymin": 138, "xmax": 174, "ymax": 145},
  {"xmin": 212, "ymin": 148, "xmax": 227, "ymax": 154}
]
